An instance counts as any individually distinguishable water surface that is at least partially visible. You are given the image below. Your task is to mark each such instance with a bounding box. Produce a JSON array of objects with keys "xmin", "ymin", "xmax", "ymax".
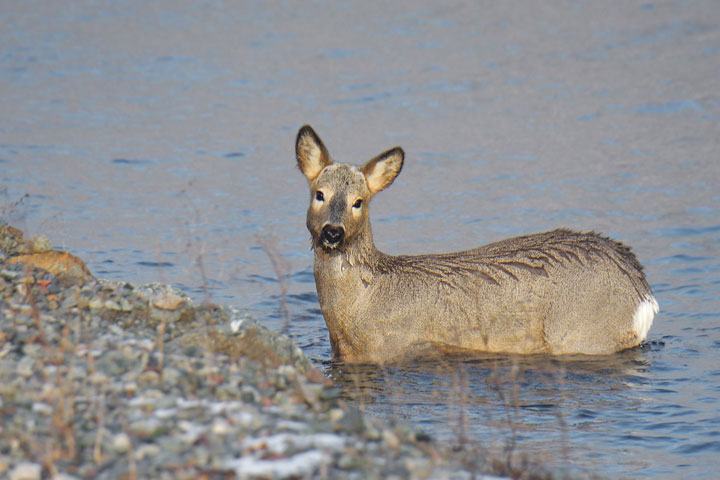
[{"xmin": 2, "ymin": 1, "xmax": 719, "ymax": 477}]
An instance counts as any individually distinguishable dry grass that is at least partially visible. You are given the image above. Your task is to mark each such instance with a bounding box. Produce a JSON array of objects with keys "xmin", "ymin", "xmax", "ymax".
[
  {"xmin": 0, "ymin": 188, "xmax": 29, "ymax": 225},
  {"xmin": 258, "ymin": 232, "xmax": 292, "ymax": 335},
  {"xmin": 20, "ymin": 277, "xmax": 82, "ymax": 474},
  {"xmin": 331, "ymin": 351, "xmax": 570, "ymax": 480}
]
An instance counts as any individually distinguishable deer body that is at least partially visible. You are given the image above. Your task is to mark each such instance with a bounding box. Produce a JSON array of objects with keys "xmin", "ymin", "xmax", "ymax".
[{"xmin": 296, "ymin": 125, "xmax": 658, "ymax": 364}]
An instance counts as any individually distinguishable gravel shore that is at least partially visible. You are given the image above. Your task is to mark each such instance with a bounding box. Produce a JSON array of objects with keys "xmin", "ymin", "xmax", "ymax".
[{"xmin": 0, "ymin": 225, "xmax": 534, "ymax": 479}]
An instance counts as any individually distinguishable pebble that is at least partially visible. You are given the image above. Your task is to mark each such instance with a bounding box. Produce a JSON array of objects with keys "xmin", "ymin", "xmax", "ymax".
[
  {"xmin": 16, "ymin": 357, "xmax": 34, "ymax": 378},
  {"xmin": 28, "ymin": 236, "xmax": 51, "ymax": 253},
  {"xmin": 9, "ymin": 462, "xmax": 41, "ymax": 480},
  {"xmin": 329, "ymin": 407, "xmax": 344, "ymax": 422},
  {"xmin": 52, "ymin": 474, "xmax": 81, "ymax": 480},
  {"xmin": 151, "ymin": 292, "xmax": 186, "ymax": 310},
  {"xmin": 382, "ymin": 429, "xmax": 400, "ymax": 450},
  {"xmin": 111, "ymin": 433, "xmax": 132, "ymax": 454},
  {"xmin": 88, "ymin": 297, "xmax": 103, "ymax": 310},
  {"xmin": 137, "ymin": 370, "xmax": 160, "ymax": 385},
  {"xmin": 134, "ymin": 444, "xmax": 161, "ymax": 461},
  {"xmin": 1, "ymin": 269, "xmax": 19, "ymax": 280},
  {"xmin": 104, "ymin": 299, "xmax": 121, "ymax": 310},
  {"xmin": 31, "ymin": 402, "xmax": 53, "ymax": 416},
  {"xmin": 211, "ymin": 417, "xmax": 232, "ymax": 435}
]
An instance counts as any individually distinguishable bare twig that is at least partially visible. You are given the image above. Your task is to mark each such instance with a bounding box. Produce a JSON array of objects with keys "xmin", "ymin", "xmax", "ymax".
[
  {"xmin": 177, "ymin": 181, "xmax": 213, "ymax": 305},
  {"xmin": 0, "ymin": 187, "xmax": 29, "ymax": 225},
  {"xmin": 258, "ymin": 233, "xmax": 292, "ymax": 334}
]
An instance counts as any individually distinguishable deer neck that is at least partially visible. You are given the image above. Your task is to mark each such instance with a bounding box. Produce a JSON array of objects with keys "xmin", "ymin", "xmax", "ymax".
[{"xmin": 312, "ymin": 225, "xmax": 382, "ymax": 358}]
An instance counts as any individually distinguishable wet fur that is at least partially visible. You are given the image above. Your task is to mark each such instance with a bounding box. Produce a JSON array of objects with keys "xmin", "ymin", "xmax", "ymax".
[{"xmin": 296, "ymin": 125, "xmax": 658, "ymax": 363}]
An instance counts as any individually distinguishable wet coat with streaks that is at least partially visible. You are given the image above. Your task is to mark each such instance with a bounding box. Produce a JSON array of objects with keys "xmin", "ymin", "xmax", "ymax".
[{"xmin": 296, "ymin": 125, "xmax": 658, "ymax": 364}]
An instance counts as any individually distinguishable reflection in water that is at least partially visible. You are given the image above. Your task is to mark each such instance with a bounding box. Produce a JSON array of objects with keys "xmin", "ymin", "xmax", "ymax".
[
  {"xmin": 326, "ymin": 345, "xmax": 663, "ymax": 472},
  {"xmin": 331, "ymin": 347, "xmax": 656, "ymax": 395},
  {"xmin": 327, "ymin": 346, "xmax": 658, "ymax": 416}
]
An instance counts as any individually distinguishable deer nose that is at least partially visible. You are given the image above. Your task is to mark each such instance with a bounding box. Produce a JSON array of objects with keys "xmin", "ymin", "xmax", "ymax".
[{"xmin": 321, "ymin": 224, "xmax": 345, "ymax": 246}]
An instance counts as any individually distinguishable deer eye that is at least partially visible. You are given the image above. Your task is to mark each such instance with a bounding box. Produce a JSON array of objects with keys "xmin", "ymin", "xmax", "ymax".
[
  {"xmin": 315, "ymin": 191, "xmax": 324, "ymax": 202},
  {"xmin": 352, "ymin": 199, "xmax": 363, "ymax": 209}
]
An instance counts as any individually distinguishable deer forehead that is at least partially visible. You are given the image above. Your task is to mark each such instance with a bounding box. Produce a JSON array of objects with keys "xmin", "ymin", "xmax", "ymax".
[{"xmin": 315, "ymin": 164, "xmax": 367, "ymax": 196}]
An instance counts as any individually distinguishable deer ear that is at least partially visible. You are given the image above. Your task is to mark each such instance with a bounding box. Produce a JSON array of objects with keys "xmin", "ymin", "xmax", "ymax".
[
  {"xmin": 361, "ymin": 147, "xmax": 404, "ymax": 195},
  {"xmin": 296, "ymin": 125, "xmax": 332, "ymax": 181}
]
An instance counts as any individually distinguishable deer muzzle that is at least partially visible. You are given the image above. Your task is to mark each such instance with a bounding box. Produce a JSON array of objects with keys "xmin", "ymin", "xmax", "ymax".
[{"xmin": 321, "ymin": 224, "xmax": 345, "ymax": 249}]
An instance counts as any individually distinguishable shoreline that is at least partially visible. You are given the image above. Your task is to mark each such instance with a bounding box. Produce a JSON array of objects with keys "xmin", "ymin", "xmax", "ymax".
[{"xmin": 0, "ymin": 224, "xmax": 516, "ymax": 479}]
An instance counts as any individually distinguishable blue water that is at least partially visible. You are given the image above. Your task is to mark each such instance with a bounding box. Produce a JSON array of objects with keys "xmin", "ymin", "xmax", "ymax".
[{"xmin": 2, "ymin": 1, "xmax": 719, "ymax": 477}]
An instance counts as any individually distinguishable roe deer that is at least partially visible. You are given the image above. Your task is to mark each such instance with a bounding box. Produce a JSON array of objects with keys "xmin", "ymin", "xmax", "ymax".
[{"xmin": 296, "ymin": 125, "xmax": 658, "ymax": 364}]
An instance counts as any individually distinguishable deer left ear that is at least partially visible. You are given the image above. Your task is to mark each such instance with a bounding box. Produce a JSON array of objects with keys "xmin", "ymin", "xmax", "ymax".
[
  {"xmin": 296, "ymin": 125, "xmax": 332, "ymax": 182},
  {"xmin": 361, "ymin": 147, "xmax": 404, "ymax": 195}
]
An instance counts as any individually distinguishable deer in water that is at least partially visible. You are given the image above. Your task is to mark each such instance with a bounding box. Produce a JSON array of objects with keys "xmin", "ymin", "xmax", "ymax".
[{"xmin": 295, "ymin": 125, "xmax": 658, "ymax": 364}]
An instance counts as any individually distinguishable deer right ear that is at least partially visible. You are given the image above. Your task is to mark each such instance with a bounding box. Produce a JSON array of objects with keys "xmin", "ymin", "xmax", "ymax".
[
  {"xmin": 296, "ymin": 125, "xmax": 332, "ymax": 182},
  {"xmin": 361, "ymin": 147, "xmax": 404, "ymax": 195}
]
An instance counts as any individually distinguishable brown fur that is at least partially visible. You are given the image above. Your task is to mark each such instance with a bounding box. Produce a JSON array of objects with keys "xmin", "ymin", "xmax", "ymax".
[{"xmin": 296, "ymin": 125, "xmax": 657, "ymax": 364}]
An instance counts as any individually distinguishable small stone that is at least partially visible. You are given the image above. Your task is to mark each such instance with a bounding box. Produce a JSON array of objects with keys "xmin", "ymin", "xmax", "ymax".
[
  {"xmin": 28, "ymin": 236, "xmax": 51, "ymax": 253},
  {"xmin": 240, "ymin": 386, "xmax": 261, "ymax": 404},
  {"xmin": 9, "ymin": 462, "xmax": 42, "ymax": 480},
  {"xmin": 161, "ymin": 367, "xmax": 181, "ymax": 386},
  {"xmin": 382, "ymin": 429, "xmax": 400, "ymax": 450},
  {"xmin": 111, "ymin": 433, "xmax": 132, "ymax": 454},
  {"xmin": 123, "ymin": 382, "xmax": 137, "ymax": 397},
  {"xmin": 119, "ymin": 298, "xmax": 132, "ymax": 311},
  {"xmin": 60, "ymin": 294, "xmax": 79, "ymax": 309},
  {"xmin": 365, "ymin": 422, "xmax": 381, "ymax": 440},
  {"xmin": 16, "ymin": 357, "xmax": 35, "ymax": 378},
  {"xmin": 134, "ymin": 444, "xmax": 161, "ymax": 461},
  {"xmin": 338, "ymin": 453, "xmax": 360, "ymax": 470},
  {"xmin": 75, "ymin": 465, "xmax": 98, "ymax": 478},
  {"xmin": 230, "ymin": 317, "xmax": 244, "ymax": 333},
  {"xmin": 88, "ymin": 297, "xmax": 103, "ymax": 310},
  {"xmin": 76, "ymin": 296, "xmax": 89, "ymax": 310},
  {"xmin": 151, "ymin": 293, "xmax": 186, "ymax": 311},
  {"xmin": 129, "ymin": 417, "xmax": 164, "ymax": 437},
  {"xmin": 88, "ymin": 372, "xmax": 109, "ymax": 385},
  {"xmin": 137, "ymin": 370, "xmax": 160, "ymax": 385},
  {"xmin": 178, "ymin": 420, "xmax": 204, "ymax": 445},
  {"xmin": 52, "ymin": 474, "xmax": 81, "ymax": 480},
  {"xmin": 403, "ymin": 457, "xmax": 431, "ymax": 476},
  {"xmin": 104, "ymin": 300, "xmax": 121, "ymax": 310},
  {"xmin": 193, "ymin": 446, "xmax": 210, "ymax": 467},
  {"xmin": 21, "ymin": 344, "xmax": 40, "ymax": 357},
  {"xmin": 31, "ymin": 402, "xmax": 53, "ymax": 415},
  {"xmin": 211, "ymin": 417, "xmax": 232, "ymax": 435},
  {"xmin": 329, "ymin": 408, "xmax": 344, "ymax": 422},
  {"xmin": 277, "ymin": 364, "xmax": 297, "ymax": 378},
  {"xmin": 1, "ymin": 269, "xmax": 19, "ymax": 280}
]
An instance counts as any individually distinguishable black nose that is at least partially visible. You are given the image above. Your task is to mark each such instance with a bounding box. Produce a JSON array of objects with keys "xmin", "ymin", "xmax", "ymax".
[{"xmin": 321, "ymin": 224, "xmax": 345, "ymax": 246}]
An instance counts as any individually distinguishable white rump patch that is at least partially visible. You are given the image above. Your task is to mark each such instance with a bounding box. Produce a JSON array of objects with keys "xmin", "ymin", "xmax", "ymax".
[{"xmin": 633, "ymin": 296, "xmax": 659, "ymax": 341}]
